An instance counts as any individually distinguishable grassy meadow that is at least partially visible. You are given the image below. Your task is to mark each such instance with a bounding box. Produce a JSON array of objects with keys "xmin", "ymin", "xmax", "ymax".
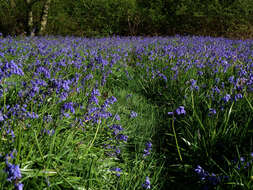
[{"xmin": 0, "ymin": 35, "xmax": 253, "ymax": 190}]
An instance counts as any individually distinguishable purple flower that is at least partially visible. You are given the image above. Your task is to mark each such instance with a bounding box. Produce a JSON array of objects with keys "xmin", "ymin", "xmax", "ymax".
[
  {"xmin": 222, "ymin": 94, "xmax": 231, "ymax": 103},
  {"xmin": 62, "ymin": 102, "xmax": 75, "ymax": 114},
  {"xmin": 228, "ymin": 76, "xmax": 235, "ymax": 84},
  {"xmin": 89, "ymin": 95, "xmax": 99, "ymax": 105},
  {"xmin": 91, "ymin": 88, "xmax": 100, "ymax": 97},
  {"xmin": 62, "ymin": 80, "xmax": 71, "ymax": 91},
  {"xmin": 110, "ymin": 167, "xmax": 122, "ymax": 177},
  {"xmin": 109, "ymin": 124, "xmax": 123, "ymax": 135},
  {"xmin": 5, "ymin": 161, "xmax": 22, "ymax": 182},
  {"xmin": 102, "ymin": 96, "xmax": 117, "ymax": 108},
  {"xmin": 116, "ymin": 134, "xmax": 128, "ymax": 142},
  {"xmin": 98, "ymin": 111, "xmax": 112, "ymax": 119},
  {"xmin": 142, "ymin": 176, "xmax": 151, "ymax": 189},
  {"xmin": 194, "ymin": 165, "xmax": 223, "ymax": 186},
  {"xmin": 175, "ymin": 106, "xmax": 186, "ymax": 115},
  {"xmin": 194, "ymin": 165, "xmax": 209, "ymax": 181},
  {"xmin": 115, "ymin": 114, "xmax": 120, "ymax": 121},
  {"xmin": 42, "ymin": 129, "xmax": 55, "ymax": 136},
  {"xmin": 167, "ymin": 111, "xmax": 174, "ymax": 115},
  {"xmin": 15, "ymin": 183, "xmax": 23, "ymax": 190},
  {"xmin": 130, "ymin": 111, "xmax": 138, "ymax": 118},
  {"xmin": 115, "ymin": 147, "xmax": 121, "ymax": 155},
  {"xmin": 208, "ymin": 108, "xmax": 216, "ymax": 116},
  {"xmin": 143, "ymin": 142, "xmax": 152, "ymax": 157},
  {"xmin": 0, "ymin": 111, "xmax": 4, "ymax": 121},
  {"xmin": 234, "ymin": 93, "xmax": 243, "ymax": 101},
  {"xmin": 197, "ymin": 71, "xmax": 203, "ymax": 76}
]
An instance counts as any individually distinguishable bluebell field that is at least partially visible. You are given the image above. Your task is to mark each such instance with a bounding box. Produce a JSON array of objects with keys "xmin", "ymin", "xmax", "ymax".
[{"xmin": 0, "ymin": 34, "xmax": 253, "ymax": 190}]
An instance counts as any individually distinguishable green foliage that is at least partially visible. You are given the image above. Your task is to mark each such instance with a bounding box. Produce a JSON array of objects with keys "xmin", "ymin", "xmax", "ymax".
[{"xmin": 1, "ymin": 0, "xmax": 253, "ymax": 38}]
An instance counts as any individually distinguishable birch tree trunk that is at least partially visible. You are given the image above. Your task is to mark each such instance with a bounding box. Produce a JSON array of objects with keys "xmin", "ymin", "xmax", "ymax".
[
  {"xmin": 26, "ymin": 0, "xmax": 35, "ymax": 36},
  {"xmin": 39, "ymin": 0, "xmax": 51, "ymax": 35}
]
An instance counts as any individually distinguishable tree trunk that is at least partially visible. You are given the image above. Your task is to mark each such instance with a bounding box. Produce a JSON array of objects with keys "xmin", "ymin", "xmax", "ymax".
[
  {"xmin": 10, "ymin": 0, "xmax": 16, "ymax": 9},
  {"xmin": 26, "ymin": 0, "xmax": 35, "ymax": 36},
  {"xmin": 39, "ymin": 0, "xmax": 51, "ymax": 35}
]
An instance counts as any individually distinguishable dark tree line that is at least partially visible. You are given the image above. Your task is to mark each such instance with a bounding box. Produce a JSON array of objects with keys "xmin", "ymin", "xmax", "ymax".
[{"xmin": 1, "ymin": 0, "xmax": 253, "ymax": 38}]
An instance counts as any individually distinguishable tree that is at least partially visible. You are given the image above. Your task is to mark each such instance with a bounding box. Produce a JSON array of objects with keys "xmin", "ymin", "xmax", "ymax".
[
  {"xmin": 24, "ymin": 0, "xmax": 52, "ymax": 36},
  {"xmin": 39, "ymin": 0, "xmax": 52, "ymax": 35},
  {"xmin": 25, "ymin": 0, "xmax": 35, "ymax": 36}
]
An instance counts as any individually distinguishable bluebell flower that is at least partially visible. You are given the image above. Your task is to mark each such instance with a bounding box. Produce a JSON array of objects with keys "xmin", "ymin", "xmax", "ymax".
[
  {"xmin": 0, "ymin": 111, "xmax": 4, "ymax": 121},
  {"xmin": 130, "ymin": 111, "xmax": 138, "ymax": 118},
  {"xmin": 42, "ymin": 129, "xmax": 55, "ymax": 136},
  {"xmin": 62, "ymin": 102, "xmax": 75, "ymax": 114},
  {"xmin": 212, "ymin": 86, "xmax": 220, "ymax": 94},
  {"xmin": 228, "ymin": 76, "xmax": 235, "ymax": 84},
  {"xmin": 194, "ymin": 165, "xmax": 224, "ymax": 187},
  {"xmin": 36, "ymin": 66, "xmax": 51, "ymax": 79},
  {"xmin": 222, "ymin": 94, "xmax": 231, "ymax": 103},
  {"xmin": 175, "ymin": 106, "xmax": 186, "ymax": 115},
  {"xmin": 197, "ymin": 71, "xmax": 203, "ymax": 76},
  {"xmin": 116, "ymin": 134, "xmax": 128, "ymax": 142},
  {"xmin": 98, "ymin": 111, "xmax": 112, "ymax": 119},
  {"xmin": 143, "ymin": 142, "xmax": 152, "ymax": 157},
  {"xmin": 5, "ymin": 161, "xmax": 22, "ymax": 182},
  {"xmin": 190, "ymin": 79, "xmax": 197, "ymax": 86},
  {"xmin": 62, "ymin": 80, "xmax": 72, "ymax": 91},
  {"xmin": 89, "ymin": 95, "xmax": 99, "ymax": 105},
  {"xmin": 142, "ymin": 176, "xmax": 151, "ymax": 189},
  {"xmin": 110, "ymin": 167, "xmax": 122, "ymax": 177},
  {"xmin": 234, "ymin": 93, "xmax": 243, "ymax": 101},
  {"xmin": 115, "ymin": 114, "xmax": 120, "ymax": 121},
  {"xmin": 109, "ymin": 124, "xmax": 123, "ymax": 135},
  {"xmin": 63, "ymin": 112, "xmax": 70, "ymax": 118},
  {"xmin": 115, "ymin": 147, "xmax": 121, "ymax": 155},
  {"xmin": 194, "ymin": 165, "xmax": 209, "ymax": 181},
  {"xmin": 102, "ymin": 96, "xmax": 117, "ymax": 108},
  {"xmin": 15, "ymin": 183, "xmax": 23, "ymax": 190},
  {"xmin": 167, "ymin": 111, "xmax": 174, "ymax": 115},
  {"xmin": 91, "ymin": 88, "xmax": 100, "ymax": 97},
  {"xmin": 208, "ymin": 108, "xmax": 216, "ymax": 116}
]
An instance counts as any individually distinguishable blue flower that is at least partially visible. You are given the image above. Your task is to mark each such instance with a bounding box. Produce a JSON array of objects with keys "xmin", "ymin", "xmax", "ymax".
[
  {"xmin": 0, "ymin": 111, "xmax": 4, "ymax": 121},
  {"xmin": 5, "ymin": 161, "xmax": 22, "ymax": 182},
  {"xmin": 130, "ymin": 111, "xmax": 138, "ymax": 118},
  {"xmin": 15, "ymin": 183, "xmax": 23, "ymax": 190},
  {"xmin": 194, "ymin": 165, "xmax": 209, "ymax": 180},
  {"xmin": 62, "ymin": 102, "xmax": 75, "ymax": 114},
  {"xmin": 116, "ymin": 134, "xmax": 128, "ymax": 142},
  {"xmin": 110, "ymin": 167, "xmax": 122, "ymax": 177},
  {"xmin": 143, "ymin": 142, "xmax": 152, "ymax": 157},
  {"xmin": 167, "ymin": 111, "xmax": 174, "ymax": 115},
  {"xmin": 115, "ymin": 114, "xmax": 120, "ymax": 121},
  {"xmin": 208, "ymin": 108, "xmax": 216, "ymax": 116},
  {"xmin": 109, "ymin": 124, "xmax": 123, "ymax": 136},
  {"xmin": 102, "ymin": 96, "xmax": 117, "ymax": 108},
  {"xmin": 175, "ymin": 106, "xmax": 186, "ymax": 115},
  {"xmin": 222, "ymin": 94, "xmax": 231, "ymax": 103},
  {"xmin": 234, "ymin": 93, "xmax": 243, "ymax": 101},
  {"xmin": 142, "ymin": 176, "xmax": 151, "ymax": 189}
]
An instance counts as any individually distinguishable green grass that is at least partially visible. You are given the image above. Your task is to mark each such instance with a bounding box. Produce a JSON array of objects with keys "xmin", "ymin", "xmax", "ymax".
[{"xmin": 0, "ymin": 35, "xmax": 253, "ymax": 190}]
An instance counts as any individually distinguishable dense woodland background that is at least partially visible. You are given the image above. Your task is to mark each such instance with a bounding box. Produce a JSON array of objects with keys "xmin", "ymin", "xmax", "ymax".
[{"xmin": 1, "ymin": 0, "xmax": 253, "ymax": 39}]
